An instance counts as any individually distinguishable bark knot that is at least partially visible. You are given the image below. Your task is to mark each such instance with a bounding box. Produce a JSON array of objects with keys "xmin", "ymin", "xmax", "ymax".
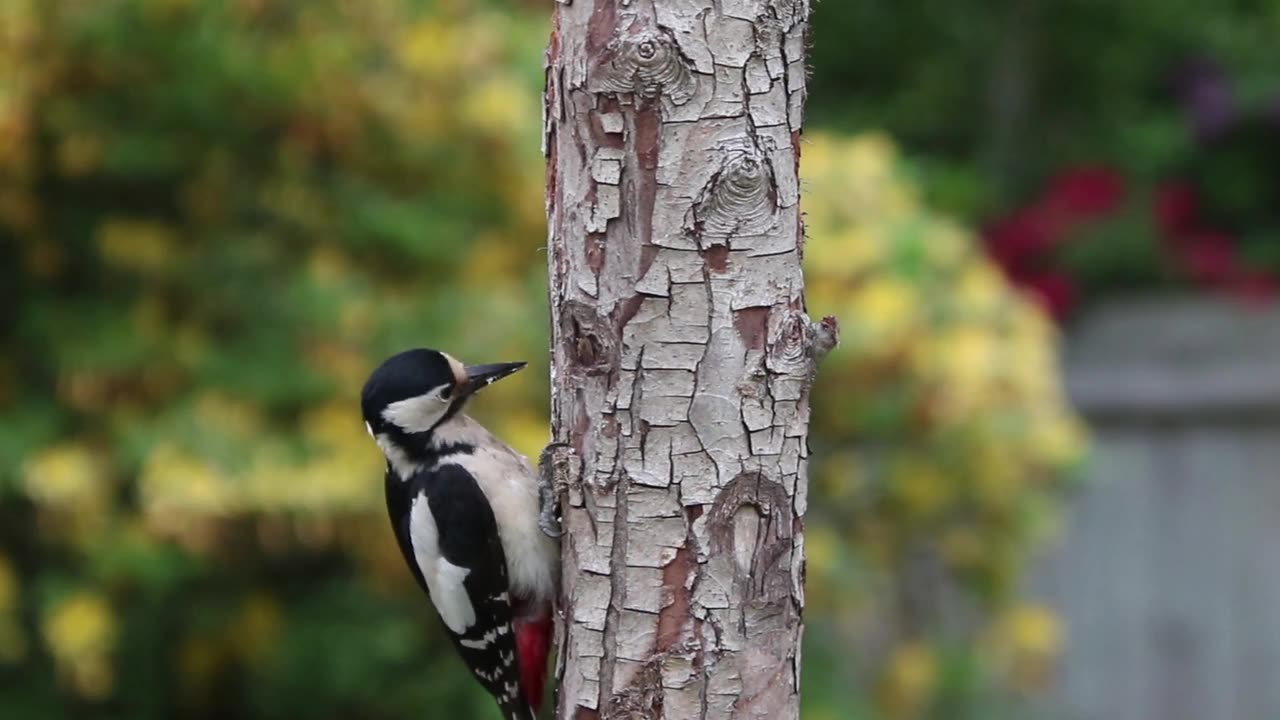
[
  {"xmin": 589, "ymin": 24, "xmax": 695, "ymax": 105},
  {"xmin": 560, "ymin": 300, "xmax": 618, "ymax": 376},
  {"xmin": 688, "ymin": 139, "xmax": 779, "ymax": 244},
  {"xmin": 707, "ymin": 472, "xmax": 795, "ymax": 605}
]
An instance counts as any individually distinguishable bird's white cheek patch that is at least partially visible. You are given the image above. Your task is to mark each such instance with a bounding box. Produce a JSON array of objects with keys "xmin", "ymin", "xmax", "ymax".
[
  {"xmin": 383, "ymin": 392, "xmax": 450, "ymax": 434},
  {"xmin": 409, "ymin": 492, "xmax": 475, "ymax": 635}
]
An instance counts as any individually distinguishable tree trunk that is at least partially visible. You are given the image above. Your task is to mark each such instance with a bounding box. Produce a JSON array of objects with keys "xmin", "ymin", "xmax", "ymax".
[{"xmin": 543, "ymin": 2, "xmax": 826, "ymax": 718}]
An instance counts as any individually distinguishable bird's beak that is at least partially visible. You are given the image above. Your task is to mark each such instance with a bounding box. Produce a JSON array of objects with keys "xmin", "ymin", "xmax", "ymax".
[{"xmin": 459, "ymin": 361, "xmax": 527, "ymax": 399}]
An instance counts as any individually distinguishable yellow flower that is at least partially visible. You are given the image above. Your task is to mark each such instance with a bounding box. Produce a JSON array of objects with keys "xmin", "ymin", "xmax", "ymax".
[
  {"xmin": 991, "ymin": 604, "xmax": 1064, "ymax": 691},
  {"xmin": 461, "ymin": 75, "xmax": 531, "ymax": 138},
  {"xmin": 195, "ymin": 392, "xmax": 265, "ymax": 438},
  {"xmin": 338, "ymin": 299, "xmax": 376, "ymax": 341},
  {"xmin": 845, "ymin": 275, "xmax": 918, "ymax": 350},
  {"xmin": 971, "ymin": 441, "xmax": 1022, "ymax": 511},
  {"xmin": 805, "ymin": 227, "xmax": 885, "ymax": 280},
  {"xmin": 462, "ymin": 232, "xmax": 526, "ymax": 287},
  {"xmin": 879, "ymin": 642, "xmax": 936, "ymax": 719},
  {"xmin": 306, "ymin": 342, "xmax": 371, "ymax": 390},
  {"xmin": 804, "ymin": 523, "xmax": 840, "ymax": 576},
  {"xmin": 889, "ymin": 457, "xmax": 951, "ymax": 520},
  {"xmin": 42, "ymin": 592, "xmax": 117, "ymax": 699},
  {"xmin": 294, "ymin": 452, "xmax": 381, "ymax": 512},
  {"xmin": 44, "ymin": 593, "xmax": 116, "ymax": 658},
  {"xmin": 954, "ymin": 261, "xmax": 1007, "ymax": 318},
  {"xmin": 927, "ymin": 322, "xmax": 1000, "ymax": 420},
  {"xmin": 301, "ymin": 401, "xmax": 360, "ymax": 450},
  {"xmin": 490, "ymin": 410, "xmax": 549, "ymax": 461},
  {"xmin": 876, "ymin": 183, "xmax": 919, "ymax": 221},
  {"xmin": 22, "ymin": 443, "xmax": 106, "ymax": 509},
  {"xmin": 395, "ymin": 20, "xmax": 458, "ymax": 78},
  {"xmin": 845, "ymin": 132, "xmax": 898, "ymax": 182},
  {"xmin": 922, "ymin": 220, "xmax": 969, "ymax": 268},
  {"xmin": 1007, "ymin": 297, "xmax": 1057, "ymax": 345},
  {"xmin": 95, "ymin": 219, "xmax": 179, "ymax": 273},
  {"xmin": 139, "ymin": 444, "xmax": 234, "ymax": 517},
  {"xmin": 242, "ymin": 446, "xmax": 298, "ymax": 511},
  {"xmin": 1028, "ymin": 416, "xmax": 1088, "ymax": 469},
  {"xmin": 307, "ymin": 246, "xmax": 352, "ymax": 287}
]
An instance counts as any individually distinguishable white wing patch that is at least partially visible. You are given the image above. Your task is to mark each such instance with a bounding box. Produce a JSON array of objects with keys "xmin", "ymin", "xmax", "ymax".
[{"xmin": 409, "ymin": 492, "xmax": 476, "ymax": 635}]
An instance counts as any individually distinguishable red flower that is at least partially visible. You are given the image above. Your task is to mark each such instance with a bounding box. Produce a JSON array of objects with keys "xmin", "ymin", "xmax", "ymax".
[
  {"xmin": 984, "ymin": 207, "xmax": 1063, "ymax": 268},
  {"xmin": 1043, "ymin": 166, "xmax": 1126, "ymax": 219},
  {"xmin": 1153, "ymin": 182, "xmax": 1199, "ymax": 238},
  {"xmin": 1179, "ymin": 232, "xmax": 1238, "ymax": 284}
]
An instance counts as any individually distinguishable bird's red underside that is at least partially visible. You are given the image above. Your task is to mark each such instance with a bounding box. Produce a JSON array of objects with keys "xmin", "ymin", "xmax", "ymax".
[{"xmin": 514, "ymin": 616, "xmax": 553, "ymax": 710}]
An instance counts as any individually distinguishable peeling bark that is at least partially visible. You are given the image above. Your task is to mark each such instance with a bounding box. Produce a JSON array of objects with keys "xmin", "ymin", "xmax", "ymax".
[{"xmin": 544, "ymin": 2, "xmax": 823, "ymax": 718}]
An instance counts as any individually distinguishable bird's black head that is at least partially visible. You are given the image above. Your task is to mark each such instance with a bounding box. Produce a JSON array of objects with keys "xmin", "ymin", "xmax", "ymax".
[{"xmin": 361, "ymin": 348, "xmax": 525, "ymax": 448}]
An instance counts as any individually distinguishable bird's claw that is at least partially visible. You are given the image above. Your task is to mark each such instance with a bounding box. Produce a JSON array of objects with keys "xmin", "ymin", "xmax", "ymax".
[{"xmin": 538, "ymin": 442, "xmax": 573, "ymax": 539}]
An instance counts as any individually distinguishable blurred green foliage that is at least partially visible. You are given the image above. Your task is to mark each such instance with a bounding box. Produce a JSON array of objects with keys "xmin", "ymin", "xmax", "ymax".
[
  {"xmin": 810, "ymin": 0, "xmax": 1280, "ymax": 217},
  {"xmin": 1, "ymin": 1, "xmax": 1083, "ymax": 719},
  {"xmin": 1, "ymin": 1, "xmax": 550, "ymax": 717}
]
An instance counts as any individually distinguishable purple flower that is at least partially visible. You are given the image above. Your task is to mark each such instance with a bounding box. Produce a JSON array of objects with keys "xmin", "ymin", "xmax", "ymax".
[{"xmin": 1174, "ymin": 56, "xmax": 1236, "ymax": 142}]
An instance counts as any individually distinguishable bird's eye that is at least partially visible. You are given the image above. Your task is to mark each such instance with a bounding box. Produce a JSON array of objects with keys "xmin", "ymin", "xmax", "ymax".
[{"xmin": 439, "ymin": 385, "xmax": 454, "ymax": 401}]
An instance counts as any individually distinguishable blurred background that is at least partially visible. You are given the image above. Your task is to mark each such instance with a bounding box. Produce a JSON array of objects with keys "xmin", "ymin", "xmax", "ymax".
[{"xmin": 0, "ymin": 1, "xmax": 1275, "ymax": 718}]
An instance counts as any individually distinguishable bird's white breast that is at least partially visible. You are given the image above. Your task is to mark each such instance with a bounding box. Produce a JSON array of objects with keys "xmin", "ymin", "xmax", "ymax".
[{"xmin": 432, "ymin": 415, "xmax": 558, "ymax": 606}]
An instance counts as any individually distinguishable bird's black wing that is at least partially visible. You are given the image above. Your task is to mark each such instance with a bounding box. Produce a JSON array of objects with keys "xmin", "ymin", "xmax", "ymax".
[{"xmin": 385, "ymin": 462, "xmax": 532, "ymax": 720}]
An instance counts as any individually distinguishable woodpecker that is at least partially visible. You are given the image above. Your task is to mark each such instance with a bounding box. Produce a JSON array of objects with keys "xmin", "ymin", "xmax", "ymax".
[{"xmin": 361, "ymin": 348, "xmax": 560, "ymax": 720}]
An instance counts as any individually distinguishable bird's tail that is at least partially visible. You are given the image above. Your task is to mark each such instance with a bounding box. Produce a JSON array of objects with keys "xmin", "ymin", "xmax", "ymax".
[{"xmin": 500, "ymin": 698, "xmax": 537, "ymax": 720}]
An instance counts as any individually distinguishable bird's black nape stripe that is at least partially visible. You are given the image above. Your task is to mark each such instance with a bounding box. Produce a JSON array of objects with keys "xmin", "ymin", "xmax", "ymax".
[{"xmin": 424, "ymin": 440, "xmax": 476, "ymax": 463}]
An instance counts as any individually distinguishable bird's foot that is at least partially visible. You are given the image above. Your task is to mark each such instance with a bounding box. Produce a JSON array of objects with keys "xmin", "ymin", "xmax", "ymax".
[{"xmin": 538, "ymin": 442, "xmax": 574, "ymax": 538}]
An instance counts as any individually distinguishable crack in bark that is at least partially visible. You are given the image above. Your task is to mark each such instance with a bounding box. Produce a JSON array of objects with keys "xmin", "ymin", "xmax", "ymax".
[{"xmin": 598, "ymin": 471, "xmax": 631, "ymax": 710}]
